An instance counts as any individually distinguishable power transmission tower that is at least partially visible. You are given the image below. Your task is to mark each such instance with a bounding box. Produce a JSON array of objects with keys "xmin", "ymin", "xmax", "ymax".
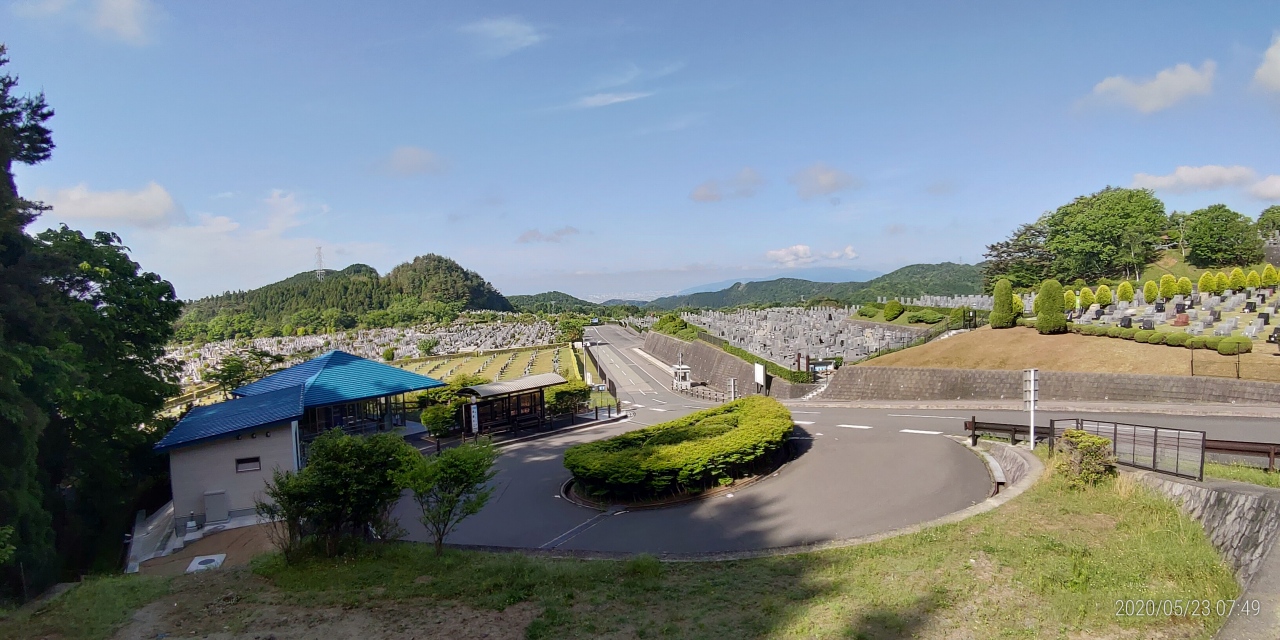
[{"xmin": 315, "ymin": 247, "xmax": 325, "ymax": 281}]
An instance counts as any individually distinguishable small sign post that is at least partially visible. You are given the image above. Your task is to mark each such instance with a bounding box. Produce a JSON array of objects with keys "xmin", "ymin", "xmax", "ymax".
[
  {"xmin": 469, "ymin": 401, "xmax": 479, "ymax": 439},
  {"xmin": 1022, "ymin": 368, "xmax": 1038, "ymax": 448}
]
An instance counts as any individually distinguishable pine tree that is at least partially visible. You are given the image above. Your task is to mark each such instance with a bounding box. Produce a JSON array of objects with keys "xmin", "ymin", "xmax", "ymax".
[
  {"xmin": 1263, "ymin": 264, "xmax": 1279, "ymax": 287},
  {"xmin": 1215, "ymin": 272, "xmax": 1230, "ymax": 294},
  {"xmin": 990, "ymin": 279, "xmax": 1016, "ymax": 328},
  {"xmin": 1063, "ymin": 288, "xmax": 1077, "ymax": 311},
  {"xmin": 1177, "ymin": 277, "xmax": 1193, "ymax": 296},
  {"xmin": 1197, "ymin": 272, "xmax": 1215, "ymax": 295},
  {"xmin": 1079, "ymin": 286, "xmax": 1096, "ymax": 309},
  {"xmin": 1159, "ymin": 274, "xmax": 1177, "ymax": 300},
  {"xmin": 1095, "ymin": 284, "xmax": 1112, "ymax": 306},
  {"xmin": 1143, "ymin": 281, "xmax": 1159, "ymax": 303},
  {"xmin": 1247, "ymin": 270, "xmax": 1261, "ymax": 289},
  {"xmin": 1229, "ymin": 267, "xmax": 1246, "ymax": 291},
  {"xmin": 1116, "ymin": 280, "xmax": 1134, "ymax": 303},
  {"xmin": 1036, "ymin": 280, "xmax": 1067, "ymax": 334}
]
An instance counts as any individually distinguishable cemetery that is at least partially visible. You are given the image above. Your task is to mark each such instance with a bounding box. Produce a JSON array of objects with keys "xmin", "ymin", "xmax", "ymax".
[{"xmin": 398, "ymin": 344, "xmax": 574, "ymax": 383}]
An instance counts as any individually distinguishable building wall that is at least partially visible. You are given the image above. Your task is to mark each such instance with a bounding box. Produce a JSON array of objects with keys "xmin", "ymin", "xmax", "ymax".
[
  {"xmin": 643, "ymin": 332, "xmax": 818, "ymax": 399},
  {"xmin": 169, "ymin": 421, "xmax": 296, "ymax": 533}
]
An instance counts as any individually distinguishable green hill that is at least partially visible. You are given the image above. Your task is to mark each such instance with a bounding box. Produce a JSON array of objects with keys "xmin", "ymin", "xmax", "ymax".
[
  {"xmin": 176, "ymin": 254, "xmax": 511, "ymax": 341},
  {"xmin": 644, "ymin": 262, "xmax": 983, "ymax": 310},
  {"xmin": 508, "ymin": 291, "xmax": 600, "ymax": 313}
]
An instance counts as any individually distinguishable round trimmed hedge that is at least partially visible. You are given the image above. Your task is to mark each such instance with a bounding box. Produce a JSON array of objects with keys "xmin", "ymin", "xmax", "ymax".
[
  {"xmin": 1217, "ymin": 336, "xmax": 1253, "ymax": 355},
  {"xmin": 563, "ymin": 396, "xmax": 793, "ymax": 501}
]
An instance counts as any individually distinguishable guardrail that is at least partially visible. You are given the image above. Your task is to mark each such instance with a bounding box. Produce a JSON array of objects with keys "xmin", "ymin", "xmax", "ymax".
[{"xmin": 1205, "ymin": 439, "xmax": 1280, "ymax": 472}]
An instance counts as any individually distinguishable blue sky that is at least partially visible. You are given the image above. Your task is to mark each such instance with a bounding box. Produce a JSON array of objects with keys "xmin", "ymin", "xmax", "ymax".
[{"xmin": 8, "ymin": 1, "xmax": 1280, "ymax": 301}]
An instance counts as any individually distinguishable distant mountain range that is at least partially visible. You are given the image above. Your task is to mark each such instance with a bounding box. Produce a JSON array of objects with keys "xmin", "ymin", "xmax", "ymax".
[{"xmin": 676, "ymin": 267, "xmax": 883, "ymax": 295}]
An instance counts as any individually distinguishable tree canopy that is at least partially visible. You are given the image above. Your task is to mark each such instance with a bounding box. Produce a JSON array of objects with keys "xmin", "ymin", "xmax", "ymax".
[
  {"xmin": 1043, "ymin": 187, "xmax": 1167, "ymax": 282},
  {"xmin": 1185, "ymin": 204, "xmax": 1264, "ymax": 268}
]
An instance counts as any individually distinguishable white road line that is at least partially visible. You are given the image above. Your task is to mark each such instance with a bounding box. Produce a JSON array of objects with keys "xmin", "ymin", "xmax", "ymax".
[
  {"xmin": 649, "ymin": 408, "xmax": 668, "ymax": 412},
  {"xmin": 791, "ymin": 411, "xmax": 821, "ymax": 414},
  {"xmin": 888, "ymin": 414, "xmax": 968, "ymax": 420},
  {"xmin": 900, "ymin": 429, "xmax": 943, "ymax": 435},
  {"xmin": 836, "ymin": 424, "xmax": 873, "ymax": 429},
  {"xmin": 793, "ymin": 420, "xmax": 816, "ymax": 425}
]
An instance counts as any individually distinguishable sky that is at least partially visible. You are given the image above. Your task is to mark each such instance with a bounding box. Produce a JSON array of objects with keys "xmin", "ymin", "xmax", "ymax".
[{"xmin": 7, "ymin": 1, "xmax": 1280, "ymax": 301}]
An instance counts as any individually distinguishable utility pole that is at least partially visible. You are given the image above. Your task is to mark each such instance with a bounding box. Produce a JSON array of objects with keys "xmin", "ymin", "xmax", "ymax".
[
  {"xmin": 1023, "ymin": 368, "xmax": 1038, "ymax": 448},
  {"xmin": 315, "ymin": 247, "xmax": 325, "ymax": 281}
]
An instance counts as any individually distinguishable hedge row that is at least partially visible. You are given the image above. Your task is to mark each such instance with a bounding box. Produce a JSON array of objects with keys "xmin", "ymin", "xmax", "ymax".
[
  {"xmin": 563, "ymin": 396, "xmax": 793, "ymax": 500},
  {"xmin": 1067, "ymin": 324, "xmax": 1253, "ymax": 355},
  {"xmin": 719, "ymin": 343, "xmax": 814, "ymax": 384}
]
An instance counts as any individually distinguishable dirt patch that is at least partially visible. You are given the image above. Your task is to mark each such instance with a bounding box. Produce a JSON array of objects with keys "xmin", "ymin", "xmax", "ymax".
[
  {"xmin": 139, "ymin": 524, "xmax": 274, "ymax": 577},
  {"xmin": 112, "ymin": 567, "xmax": 540, "ymax": 640}
]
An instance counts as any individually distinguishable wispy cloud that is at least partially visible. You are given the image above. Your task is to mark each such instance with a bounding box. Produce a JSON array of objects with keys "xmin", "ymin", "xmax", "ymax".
[
  {"xmin": 382, "ymin": 146, "xmax": 448, "ymax": 177},
  {"xmin": 459, "ymin": 17, "xmax": 545, "ymax": 57},
  {"xmin": 765, "ymin": 244, "xmax": 817, "ymax": 267},
  {"xmin": 1132, "ymin": 165, "xmax": 1256, "ymax": 193},
  {"xmin": 13, "ymin": 0, "xmax": 159, "ymax": 45},
  {"xmin": 517, "ymin": 226, "xmax": 580, "ymax": 243},
  {"xmin": 1252, "ymin": 176, "xmax": 1280, "ymax": 200},
  {"xmin": 1255, "ymin": 35, "xmax": 1280, "ymax": 93},
  {"xmin": 791, "ymin": 163, "xmax": 859, "ymax": 199},
  {"xmin": 574, "ymin": 92, "xmax": 652, "ymax": 108},
  {"xmin": 36, "ymin": 181, "xmax": 182, "ymax": 228},
  {"xmin": 690, "ymin": 168, "xmax": 765, "ymax": 203},
  {"xmin": 1088, "ymin": 61, "xmax": 1215, "ymax": 114}
]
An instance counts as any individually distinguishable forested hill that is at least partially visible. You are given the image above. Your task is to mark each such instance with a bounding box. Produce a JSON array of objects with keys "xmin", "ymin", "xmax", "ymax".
[
  {"xmin": 507, "ymin": 291, "xmax": 599, "ymax": 313},
  {"xmin": 643, "ymin": 262, "xmax": 984, "ymax": 310},
  {"xmin": 176, "ymin": 254, "xmax": 512, "ymax": 341}
]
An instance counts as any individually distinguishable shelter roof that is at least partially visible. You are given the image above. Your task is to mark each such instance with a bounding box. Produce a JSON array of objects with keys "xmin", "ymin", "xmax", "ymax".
[{"xmin": 462, "ymin": 372, "xmax": 568, "ymax": 399}]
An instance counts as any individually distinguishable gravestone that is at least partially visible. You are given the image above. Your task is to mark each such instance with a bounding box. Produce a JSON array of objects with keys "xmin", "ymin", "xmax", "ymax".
[
  {"xmin": 1176, "ymin": 303, "xmax": 1187, "ymax": 314},
  {"xmin": 1172, "ymin": 313, "xmax": 1189, "ymax": 327},
  {"xmin": 1261, "ymin": 312, "xmax": 1271, "ymax": 325},
  {"xmin": 1155, "ymin": 301, "xmax": 1166, "ymax": 313},
  {"xmin": 1141, "ymin": 319, "xmax": 1155, "ymax": 331},
  {"xmin": 1246, "ymin": 301, "xmax": 1257, "ymax": 313},
  {"xmin": 1211, "ymin": 310, "xmax": 1222, "ymax": 322},
  {"xmin": 1119, "ymin": 317, "xmax": 1133, "ymax": 328}
]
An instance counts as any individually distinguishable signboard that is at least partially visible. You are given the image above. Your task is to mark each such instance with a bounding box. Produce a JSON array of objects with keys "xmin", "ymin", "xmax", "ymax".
[
  {"xmin": 754, "ymin": 362, "xmax": 766, "ymax": 387},
  {"xmin": 469, "ymin": 403, "xmax": 479, "ymax": 435}
]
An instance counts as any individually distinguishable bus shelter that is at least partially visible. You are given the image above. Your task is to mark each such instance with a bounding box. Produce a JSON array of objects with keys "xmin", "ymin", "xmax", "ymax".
[{"xmin": 459, "ymin": 372, "xmax": 567, "ymax": 435}]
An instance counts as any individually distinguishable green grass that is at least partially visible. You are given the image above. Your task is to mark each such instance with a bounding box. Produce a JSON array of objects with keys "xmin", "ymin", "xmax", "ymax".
[
  {"xmin": 1139, "ymin": 250, "xmax": 1270, "ymax": 287},
  {"xmin": 1204, "ymin": 462, "xmax": 1280, "ymax": 488},
  {"xmin": 244, "ymin": 470, "xmax": 1234, "ymax": 639},
  {"xmin": 0, "ymin": 574, "xmax": 171, "ymax": 640}
]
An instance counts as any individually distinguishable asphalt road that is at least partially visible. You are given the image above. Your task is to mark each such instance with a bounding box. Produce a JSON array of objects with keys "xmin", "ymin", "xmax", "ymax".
[{"xmin": 394, "ymin": 325, "xmax": 994, "ymax": 555}]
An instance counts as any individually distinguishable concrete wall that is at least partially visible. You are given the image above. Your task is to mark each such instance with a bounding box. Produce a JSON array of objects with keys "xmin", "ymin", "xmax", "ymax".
[
  {"xmin": 1133, "ymin": 472, "xmax": 1280, "ymax": 589},
  {"xmin": 170, "ymin": 421, "xmax": 296, "ymax": 533},
  {"xmin": 820, "ymin": 366, "xmax": 1280, "ymax": 405},
  {"xmin": 643, "ymin": 332, "xmax": 817, "ymax": 400}
]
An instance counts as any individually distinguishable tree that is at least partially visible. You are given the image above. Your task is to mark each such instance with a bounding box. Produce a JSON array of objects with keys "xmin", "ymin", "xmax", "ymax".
[
  {"xmin": 1043, "ymin": 187, "xmax": 1167, "ymax": 281},
  {"xmin": 1247, "ymin": 270, "xmax": 1261, "ymax": 289},
  {"xmin": 1116, "ymin": 281, "xmax": 1134, "ymax": 303},
  {"xmin": 1159, "ymin": 274, "xmax": 1177, "ymax": 300},
  {"xmin": 1197, "ymin": 272, "xmax": 1215, "ymax": 295},
  {"xmin": 1215, "ymin": 272, "xmax": 1230, "ymax": 294},
  {"xmin": 1258, "ymin": 205, "xmax": 1280, "ymax": 238},
  {"xmin": 1079, "ymin": 286, "xmax": 1095, "ymax": 309},
  {"xmin": 1185, "ymin": 204, "xmax": 1264, "ymax": 268},
  {"xmin": 883, "ymin": 299, "xmax": 904, "ymax": 321},
  {"xmin": 1036, "ymin": 280, "xmax": 1067, "ymax": 334},
  {"xmin": 0, "ymin": 526, "xmax": 13, "ymax": 565},
  {"xmin": 989, "ymin": 279, "xmax": 1016, "ymax": 328},
  {"xmin": 207, "ymin": 356, "xmax": 251, "ymax": 398},
  {"xmin": 557, "ymin": 316, "xmax": 586, "ymax": 343},
  {"xmin": 1095, "ymin": 284, "xmax": 1112, "ymax": 307},
  {"xmin": 1168, "ymin": 211, "xmax": 1191, "ymax": 258},
  {"xmin": 1063, "ymin": 288, "xmax": 1077, "ymax": 311},
  {"xmin": 409, "ymin": 440, "xmax": 498, "ymax": 556},
  {"xmin": 1177, "ymin": 277, "xmax": 1193, "ymax": 296},
  {"xmin": 382, "ymin": 346, "xmax": 396, "ymax": 361},
  {"xmin": 1263, "ymin": 264, "xmax": 1279, "ymax": 287},
  {"xmin": 417, "ymin": 337, "xmax": 439, "ymax": 356},
  {"xmin": 981, "ymin": 220, "xmax": 1052, "ymax": 290},
  {"xmin": 1142, "ymin": 281, "xmax": 1158, "ymax": 303},
  {"xmin": 419, "ymin": 403, "xmax": 457, "ymax": 439},
  {"xmin": 546, "ymin": 380, "xmax": 591, "ymax": 416},
  {"xmin": 1229, "ymin": 267, "xmax": 1246, "ymax": 291}
]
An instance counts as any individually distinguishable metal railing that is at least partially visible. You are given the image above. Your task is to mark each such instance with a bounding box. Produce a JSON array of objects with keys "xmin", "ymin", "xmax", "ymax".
[{"xmin": 1051, "ymin": 418, "xmax": 1205, "ymax": 481}]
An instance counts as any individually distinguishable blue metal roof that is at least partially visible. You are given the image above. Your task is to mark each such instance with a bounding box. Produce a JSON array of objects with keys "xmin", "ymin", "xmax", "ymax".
[
  {"xmin": 233, "ymin": 350, "xmax": 445, "ymax": 406},
  {"xmin": 156, "ymin": 350, "xmax": 444, "ymax": 452},
  {"xmin": 154, "ymin": 386, "xmax": 302, "ymax": 451}
]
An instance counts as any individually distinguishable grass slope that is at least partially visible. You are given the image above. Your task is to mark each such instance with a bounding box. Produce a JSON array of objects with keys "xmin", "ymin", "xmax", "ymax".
[
  {"xmin": 4, "ymin": 469, "xmax": 1236, "ymax": 639},
  {"xmin": 863, "ymin": 325, "xmax": 1280, "ymax": 381},
  {"xmin": 1140, "ymin": 250, "xmax": 1271, "ymax": 286}
]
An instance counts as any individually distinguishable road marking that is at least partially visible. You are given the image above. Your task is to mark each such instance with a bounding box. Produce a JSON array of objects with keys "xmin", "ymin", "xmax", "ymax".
[
  {"xmin": 539, "ymin": 511, "xmax": 618, "ymax": 549},
  {"xmin": 900, "ymin": 429, "xmax": 943, "ymax": 435},
  {"xmin": 836, "ymin": 424, "xmax": 873, "ymax": 429},
  {"xmin": 649, "ymin": 408, "xmax": 668, "ymax": 412},
  {"xmin": 888, "ymin": 414, "xmax": 967, "ymax": 420},
  {"xmin": 793, "ymin": 420, "xmax": 816, "ymax": 425},
  {"xmin": 791, "ymin": 411, "xmax": 821, "ymax": 414}
]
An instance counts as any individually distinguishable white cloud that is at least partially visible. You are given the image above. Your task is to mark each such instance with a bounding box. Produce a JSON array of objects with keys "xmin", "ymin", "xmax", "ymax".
[
  {"xmin": 384, "ymin": 146, "xmax": 447, "ymax": 176},
  {"xmin": 1251, "ymin": 176, "xmax": 1280, "ymax": 200},
  {"xmin": 791, "ymin": 163, "xmax": 859, "ymax": 199},
  {"xmin": 1131, "ymin": 165, "xmax": 1257, "ymax": 193},
  {"xmin": 14, "ymin": 0, "xmax": 157, "ymax": 44},
  {"xmin": 765, "ymin": 245, "xmax": 817, "ymax": 267},
  {"xmin": 825, "ymin": 245, "xmax": 858, "ymax": 260},
  {"xmin": 459, "ymin": 17, "xmax": 545, "ymax": 57},
  {"xmin": 689, "ymin": 167, "xmax": 764, "ymax": 203},
  {"xmin": 1255, "ymin": 35, "xmax": 1280, "ymax": 93},
  {"xmin": 575, "ymin": 92, "xmax": 652, "ymax": 108},
  {"xmin": 517, "ymin": 226, "xmax": 580, "ymax": 243},
  {"xmin": 1089, "ymin": 61, "xmax": 1215, "ymax": 114},
  {"xmin": 37, "ymin": 181, "xmax": 181, "ymax": 228}
]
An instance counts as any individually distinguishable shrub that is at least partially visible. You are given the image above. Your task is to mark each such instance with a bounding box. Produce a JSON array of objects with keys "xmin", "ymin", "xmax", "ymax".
[
  {"xmin": 382, "ymin": 346, "xmax": 396, "ymax": 361},
  {"xmin": 1163, "ymin": 332, "xmax": 1190, "ymax": 347},
  {"xmin": 1146, "ymin": 332, "xmax": 1167, "ymax": 345},
  {"xmin": 1204, "ymin": 336, "xmax": 1223, "ymax": 350},
  {"xmin": 546, "ymin": 380, "xmax": 592, "ymax": 415},
  {"xmin": 857, "ymin": 305, "xmax": 878, "ymax": 318},
  {"xmin": 1197, "ymin": 272, "xmax": 1215, "ymax": 295},
  {"xmin": 563, "ymin": 397, "xmax": 793, "ymax": 500},
  {"xmin": 1159, "ymin": 274, "xmax": 1177, "ymax": 300},
  {"xmin": 1177, "ymin": 277, "xmax": 1193, "ymax": 296},
  {"xmin": 1120, "ymin": 328, "xmax": 1139, "ymax": 339},
  {"xmin": 906, "ymin": 309, "xmax": 947, "ymax": 324},
  {"xmin": 1230, "ymin": 267, "xmax": 1247, "ymax": 291},
  {"xmin": 883, "ymin": 299, "xmax": 905, "ymax": 321},
  {"xmin": 1079, "ymin": 287, "xmax": 1095, "ymax": 310},
  {"xmin": 1116, "ymin": 281, "xmax": 1134, "ymax": 303},
  {"xmin": 990, "ymin": 279, "xmax": 1016, "ymax": 329},
  {"xmin": 1142, "ymin": 280, "xmax": 1158, "ymax": 303},
  {"xmin": 1188, "ymin": 336, "xmax": 1207, "ymax": 349},
  {"xmin": 1094, "ymin": 284, "xmax": 1112, "ymax": 307},
  {"xmin": 1036, "ymin": 280, "xmax": 1067, "ymax": 334},
  {"xmin": 1054, "ymin": 429, "xmax": 1116, "ymax": 489},
  {"xmin": 1247, "ymin": 270, "xmax": 1261, "ymax": 289},
  {"xmin": 1215, "ymin": 272, "xmax": 1230, "ymax": 294},
  {"xmin": 1106, "ymin": 326, "xmax": 1122, "ymax": 338},
  {"xmin": 1263, "ymin": 264, "xmax": 1279, "ymax": 287},
  {"xmin": 1133, "ymin": 329, "xmax": 1155, "ymax": 342},
  {"xmin": 1063, "ymin": 288, "xmax": 1077, "ymax": 311},
  {"xmin": 654, "ymin": 314, "xmax": 700, "ymax": 341},
  {"xmin": 409, "ymin": 441, "xmax": 499, "ymax": 556},
  {"xmin": 1218, "ymin": 336, "xmax": 1254, "ymax": 355}
]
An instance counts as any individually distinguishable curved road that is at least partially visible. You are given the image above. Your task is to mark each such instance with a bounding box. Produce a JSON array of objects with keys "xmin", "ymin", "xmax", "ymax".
[{"xmin": 395, "ymin": 325, "xmax": 994, "ymax": 555}]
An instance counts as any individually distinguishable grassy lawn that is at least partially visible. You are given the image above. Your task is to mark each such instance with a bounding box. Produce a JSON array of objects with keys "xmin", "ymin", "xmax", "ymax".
[
  {"xmin": 6, "ymin": 467, "xmax": 1236, "ymax": 640},
  {"xmin": 1140, "ymin": 250, "xmax": 1270, "ymax": 286},
  {"xmin": 1204, "ymin": 462, "xmax": 1280, "ymax": 488},
  {"xmin": 0, "ymin": 574, "xmax": 170, "ymax": 640}
]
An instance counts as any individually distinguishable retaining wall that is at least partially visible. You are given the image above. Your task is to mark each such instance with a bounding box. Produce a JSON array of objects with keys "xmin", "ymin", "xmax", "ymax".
[
  {"xmin": 642, "ymin": 332, "xmax": 817, "ymax": 400},
  {"xmin": 820, "ymin": 366, "xmax": 1280, "ymax": 405}
]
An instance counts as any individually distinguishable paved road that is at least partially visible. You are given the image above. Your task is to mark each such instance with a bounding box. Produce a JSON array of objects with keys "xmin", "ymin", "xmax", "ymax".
[{"xmin": 395, "ymin": 325, "xmax": 993, "ymax": 555}]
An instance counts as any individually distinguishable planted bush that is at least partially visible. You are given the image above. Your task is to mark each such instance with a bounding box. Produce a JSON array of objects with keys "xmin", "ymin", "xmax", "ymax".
[
  {"xmin": 1163, "ymin": 332, "xmax": 1190, "ymax": 347},
  {"xmin": 1063, "ymin": 288, "xmax": 1077, "ymax": 312},
  {"xmin": 1263, "ymin": 264, "xmax": 1279, "ymax": 287},
  {"xmin": 1177, "ymin": 277, "xmax": 1193, "ymax": 296},
  {"xmin": 1188, "ymin": 336, "xmax": 1207, "ymax": 349},
  {"xmin": 1142, "ymin": 281, "xmax": 1158, "ymax": 303},
  {"xmin": 1159, "ymin": 274, "xmax": 1177, "ymax": 300},
  {"xmin": 883, "ymin": 299, "xmax": 905, "ymax": 321},
  {"xmin": 1106, "ymin": 326, "xmax": 1122, "ymax": 338},
  {"xmin": 1054, "ymin": 429, "xmax": 1116, "ymax": 489},
  {"xmin": 563, "ymin": 397, "xmax": 793, "ymax": 501},
  {"xmin": 1217, "ymin": 336, "xmax": 1253, "ymax": 355},
  {"xmin": 1146, "ymin": 332, "xmax": 1167, "ymax": 345},
  {"xmin": 1036, "ymin": 280, "xmax": 1067, "ymax": 334},
  {"xmin": 1094, "ymin": 284, "xmax": 1112, "ymax": 307},
  {"xmin": 1133, "ymin": 329, "xmax": 1155, "ymax": 342},
  {"xmin": 990, "ymin": 279, "xmax": 1016, "ymax": 328},
  {"xmin": 1247, "ymin": 270, "xmax": 1262, "ymax": 289},
  {"xmin": 1116, "ymin": 281, "xmax": 1134, "ymax": 303},
  {"xmin": 1230, "ymin": 267, "xmax": 1246, "ymax": 291},
  {"xmin": 1197, "ymin": 272, "xmax": 1215, "ymax": 295},
  {"xmin": 1120, "ymin": 328, "xmax": 1139, "ymax": 339},
  {"xmin": 1215, "ymin": 272, "xmax": 1230, "ymax": 294},
  {"xmin": 856, "ymin": 305, "xmax": 878, "ymax": 318},
  {"xmin": 905, "ymin": 309, "xmax": 946, "ymax": 324},
  {"xmin": 1079, "ymin": 287, "xmax": 1095, "ymax": 310},
  {"xmin": 1204, "ymin": 336, "xmax": 1224, "ymax": 351}
]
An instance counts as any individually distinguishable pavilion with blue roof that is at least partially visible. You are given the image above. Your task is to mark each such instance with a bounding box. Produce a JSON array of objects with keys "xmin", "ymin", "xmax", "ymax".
[{"xmin": 158, "ymin": 350, "xmax": 444, "ymax": 534}]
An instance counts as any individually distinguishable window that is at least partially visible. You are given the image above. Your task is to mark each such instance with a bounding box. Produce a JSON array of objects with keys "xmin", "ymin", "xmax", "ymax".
[{"xmin": 235, "ymin": 457, "xmax": 261, "ymax": 473}]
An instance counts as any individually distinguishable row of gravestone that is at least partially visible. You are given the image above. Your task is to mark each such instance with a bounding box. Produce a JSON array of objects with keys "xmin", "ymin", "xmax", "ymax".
[{"xmin": 684, "ymin": 307, "xmax": 921, "ymax": 367}]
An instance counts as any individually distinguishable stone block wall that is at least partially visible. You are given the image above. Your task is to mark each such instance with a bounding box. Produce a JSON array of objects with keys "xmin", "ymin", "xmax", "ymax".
[
  {"xmin": 821, "ymin": 366, "xmax": 1280, "ymax": 405},
  {"xmin": 643, "ymin": 332, "xmax": 817, "ymax": 399},
  {"xmin": 1134, "ymin": 472, "xmax": 1280, "ymax": 588}
]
